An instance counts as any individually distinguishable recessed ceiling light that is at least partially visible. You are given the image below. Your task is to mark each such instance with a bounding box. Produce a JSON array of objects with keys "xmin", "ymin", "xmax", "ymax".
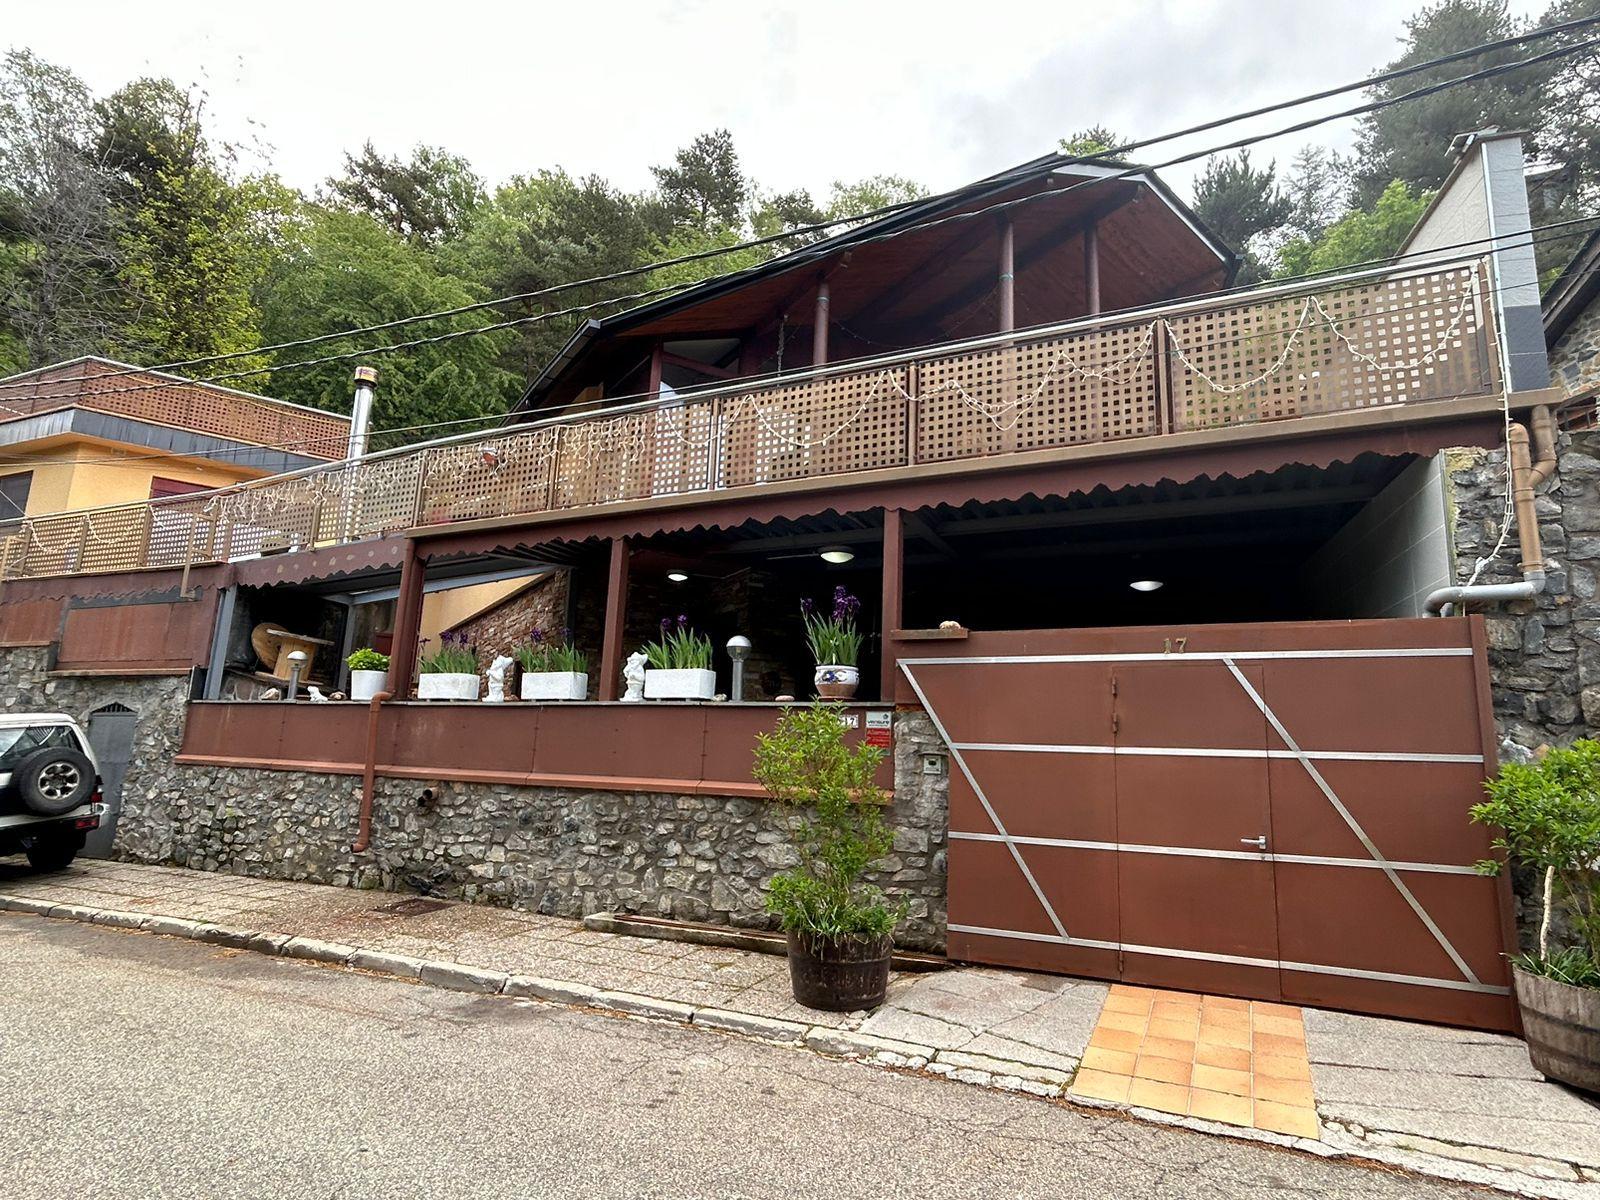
[
  {"xmin": 819, "ymin": 546, "xmax": 855, "ymax": 565},
  {"xmin": 1129, "ymin": 579, "xmax": 1164, "ymax": 592},
  {"xmin": 667, "ymin": 571, "xmax": 689, "ymax": 583}
]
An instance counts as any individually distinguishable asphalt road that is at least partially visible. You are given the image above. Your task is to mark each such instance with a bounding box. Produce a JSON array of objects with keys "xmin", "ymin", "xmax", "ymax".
[{"xmin": 0, "ymin": 914, "xmax": 1488, "ymax": 1200}]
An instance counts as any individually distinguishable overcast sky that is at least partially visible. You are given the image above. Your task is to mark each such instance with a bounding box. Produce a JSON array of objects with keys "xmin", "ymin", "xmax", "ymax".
[{"xmin": 5, "ymin": 0, "xmax": 1550, "ymax": 205}]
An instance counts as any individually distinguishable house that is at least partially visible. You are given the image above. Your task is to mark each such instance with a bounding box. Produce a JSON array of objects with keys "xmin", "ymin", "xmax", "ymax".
[
  {"xmin": 0, "ymin": 133, "xmax": 1581, "ymax": 1034},
  {"xmin": 0, "ymin": 356, "xmax": 350, "ymax": 523},
  {"xmin": 1543, "ymin": 223, "xmax": 1600, "ymax": 408}
]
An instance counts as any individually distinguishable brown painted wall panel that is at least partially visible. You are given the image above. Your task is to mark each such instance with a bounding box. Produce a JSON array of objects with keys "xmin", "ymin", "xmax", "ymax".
[
  {"xmin": 176, "ymin": 701, "xmax": 895, "ymax": 796},
  {"xmin": 0, "ymin": 595, "xmax": 62, "ymax": 646},
  {"xmin": 55, "ymin": 598, "xmax": 213, "ymax": 672}
]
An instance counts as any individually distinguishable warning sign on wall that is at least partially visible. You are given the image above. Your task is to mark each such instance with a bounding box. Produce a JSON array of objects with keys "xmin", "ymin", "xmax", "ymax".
[{"xmin": 865, "ymin": 710, "xmax": 892, "ymax": 749}]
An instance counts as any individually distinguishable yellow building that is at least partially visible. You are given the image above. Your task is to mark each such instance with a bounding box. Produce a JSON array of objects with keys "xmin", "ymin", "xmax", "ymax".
[{"xmin": 0, "ymin": 356, "xmax": 350, "ymax": 521}]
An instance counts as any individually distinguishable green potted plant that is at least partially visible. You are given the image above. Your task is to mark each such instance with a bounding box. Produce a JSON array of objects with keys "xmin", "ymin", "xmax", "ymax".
[
  {"xmin": 516, "ymin": 627, "xmax": 589, "ymax": 701},
  {"xmin": 1472, "ymin": 739, "xmax": 1600, "ymax": 1092},
  {"xmin": 345, "ymin": 648, "xmax": 390, "ymax": 702},
  {"xmin": 754, "ymin": 704, "xmax": 899, "ymax": 1010},
  {"xmin": 641, "ymin": 615, "xmax": 715, "ymax": 700},
  {"xmin": 416, "ymin": 631, "xmax": 480, "ymax": 700},
  {"xmin": 802, "ymin": 586, "xmax": 862, "ymax": 699}
]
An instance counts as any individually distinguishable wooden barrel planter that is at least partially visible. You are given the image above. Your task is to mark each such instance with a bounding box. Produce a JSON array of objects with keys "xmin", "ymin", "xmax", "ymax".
[
  {"xmin": 787, "ymin": 931, "xmax": 892, "ymax": 1011},
  {"xmin": 1515, "ymin": 965, "xmax": 1600, "ymax": 1093}
]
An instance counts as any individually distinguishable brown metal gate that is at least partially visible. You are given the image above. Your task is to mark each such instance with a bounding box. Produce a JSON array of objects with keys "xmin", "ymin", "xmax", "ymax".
[{"xmin": 901, "ymin": 619, "xmax": 1518, "ymax": 1031}]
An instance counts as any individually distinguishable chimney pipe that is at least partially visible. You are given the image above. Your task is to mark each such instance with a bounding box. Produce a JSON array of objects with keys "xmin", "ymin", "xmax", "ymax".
[{"xmin": 347, "ymin": 366, "xmax": 379, "ymax": 462}]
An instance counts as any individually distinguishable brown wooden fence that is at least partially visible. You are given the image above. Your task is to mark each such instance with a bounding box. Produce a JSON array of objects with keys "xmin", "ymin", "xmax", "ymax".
[{"xmin": 0, "ymin": 258, "xmax": 1500, "ymax": 582}]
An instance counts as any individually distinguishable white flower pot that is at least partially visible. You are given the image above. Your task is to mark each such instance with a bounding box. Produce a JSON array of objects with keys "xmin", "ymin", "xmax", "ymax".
[
  {"xmin": 643, "ymin": 667, "xmax": 716, "ymax": 700},
  {"xmin": 349, "ymin": 669, "xmax": 388, "ymax": 702},
  {"xmin": 417, "ymin": 672, "xmax": 480, "ymax": 701},
  {"xmin": 814, "ymin": 664, "xmax": 859, "ymax": 700},
  {"xmin": 521, "ymin": 671, "xmax": 589, "ymax": 701}
]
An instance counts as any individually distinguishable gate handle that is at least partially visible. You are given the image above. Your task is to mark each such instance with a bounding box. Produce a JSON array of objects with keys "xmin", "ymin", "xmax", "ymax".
[{"xmin": 1240, "ymin": 835, "xmax": 1268, "ymax": 850}]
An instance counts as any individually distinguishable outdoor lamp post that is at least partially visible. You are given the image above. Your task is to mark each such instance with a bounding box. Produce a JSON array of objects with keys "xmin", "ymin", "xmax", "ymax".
[
  {"xmin": 726, "ymin": 635, "xmax": 752, "ymax": 701},
  {"xmin": 285, "ymin": 649, "xmax": 308, "ymax": 701}
]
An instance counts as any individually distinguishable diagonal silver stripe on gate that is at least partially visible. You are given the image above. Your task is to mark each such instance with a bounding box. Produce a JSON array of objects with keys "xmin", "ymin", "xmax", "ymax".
[
  {"xmin": 899, "ymin": 662, "xmax": 1070, "ymax": 941},
  {"xmin": 1220, "ymin": 656, "xmax": 1481, "ymax": 985}
]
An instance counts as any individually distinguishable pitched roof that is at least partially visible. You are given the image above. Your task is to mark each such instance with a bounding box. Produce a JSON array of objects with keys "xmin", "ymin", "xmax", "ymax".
[
  {"xmin": 1544, "ymin": 226, "xmax": 1600, "ymax": 345},
  {"xmin": 513, "ymin": 152, "xmax": 1235, "ymax": 414}
]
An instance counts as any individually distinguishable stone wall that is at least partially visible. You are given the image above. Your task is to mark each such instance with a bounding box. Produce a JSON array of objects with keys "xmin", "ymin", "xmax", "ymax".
[
  {"xmin": 1444, "ymin": 432, "xmax": 1600, "ymax": 750},
  {"xmin": 442, "ymin": 571, "xmax": 571, "ymax": 679},
  {"xmin": 0, "ymin": 646, "xmax": 949, "ymax": 949},
  {"xmin": 1550, "ymin": 298, "xmax": 1600, "ymax": 402},
  {"xmin": 1445, "ymin": 432, "xmax": 1600, "ymax": 948}
]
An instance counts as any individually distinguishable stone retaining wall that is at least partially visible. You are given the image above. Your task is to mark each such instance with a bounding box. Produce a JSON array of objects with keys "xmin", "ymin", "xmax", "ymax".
[{"xmin": 0, "ymin": 646, "xmax": 949, "ymax": 950}]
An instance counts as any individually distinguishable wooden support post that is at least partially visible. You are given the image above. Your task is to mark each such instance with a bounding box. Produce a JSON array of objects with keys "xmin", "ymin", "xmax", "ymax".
[
  {"xmin": 646, "ymin": 341, "xmax": 664, "ymax": 399},
  {"xmin": 1084, "ymin": 221, "xmax": 1101, "ymax": 316},
  {"xmin": 812, "ymin": 280, "xmax": 830, "ymax": 367},
  {"xmin": 880, "ymin": 508, "xmax": 904, "ymax": 703},
  {"xmin": 997, "ymin": 217, "xmax": 1015, "ymax": 334},
  {"xmin": 1153, "ymin": 321, "xmax": 1173, "ymax": 435},
  {"xmin": 387, "ymin": 540, "xmax": 426, "ymax": 700},
  {"xmin": 599, "ymin": 536, "xmax": 632, "ymax": 701}
]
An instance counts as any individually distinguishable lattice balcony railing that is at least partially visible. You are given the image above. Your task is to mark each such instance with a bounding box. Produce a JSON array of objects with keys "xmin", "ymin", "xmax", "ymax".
[
  {"xmin": 0, "ymin": 358, "xmax": 350, "ymax": 459},
  {"xmin": 0, "ymin": 257, "xmax": 1502, "ymax": 582}
]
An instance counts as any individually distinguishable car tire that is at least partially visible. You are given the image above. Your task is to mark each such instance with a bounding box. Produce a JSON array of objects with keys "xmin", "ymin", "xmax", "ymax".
[
  {"xmin": 14, "ymin": 746, "xmax": 95, "ymax": 817},
  {"xmin": 23, "ymin": 828, "xmax": 82, "ymax": 872}
]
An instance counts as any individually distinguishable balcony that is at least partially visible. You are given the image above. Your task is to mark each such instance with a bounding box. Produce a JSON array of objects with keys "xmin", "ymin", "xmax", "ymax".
[
  {"xmin": 0, "ymin": 356, "xmax": 351, "ymax": 459},
  {"xmin": 0, "ymin": 257, "xmax": 1506, "ymax": 582}
]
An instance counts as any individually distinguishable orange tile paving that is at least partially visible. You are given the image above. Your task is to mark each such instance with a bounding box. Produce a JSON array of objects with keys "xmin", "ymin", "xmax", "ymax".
[{"xmin": 1069, "ymin": 984, "xmax": 1320, "ymax": 1139}]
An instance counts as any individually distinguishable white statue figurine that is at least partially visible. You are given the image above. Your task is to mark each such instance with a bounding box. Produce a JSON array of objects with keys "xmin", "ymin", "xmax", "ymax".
[
  {"xmin": 306, "ymin": 685, "xmax": 330, "ymax": 703},
  {"xmin": 622, "ymin": 650, "xmax": 648, "ymax": 702},
  {"xmin": 484, "ymin": 654, "xmax": 513, "ymax": 703}
]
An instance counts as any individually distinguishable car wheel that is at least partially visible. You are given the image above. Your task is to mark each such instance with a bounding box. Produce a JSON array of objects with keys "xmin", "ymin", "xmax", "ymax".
[
  {"xmin": 23, "ymin": 828, "xmax": 82, "ymax": 873},
  {"xmin": 14, "ymin": 746, "xmax": 95, "ymax": 817}
]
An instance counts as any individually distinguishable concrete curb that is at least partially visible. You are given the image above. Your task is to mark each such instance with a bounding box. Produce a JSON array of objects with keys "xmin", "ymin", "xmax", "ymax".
[{"xmin": 3, "ymin": 894, "xmax": 1589, "ymax": 1200}]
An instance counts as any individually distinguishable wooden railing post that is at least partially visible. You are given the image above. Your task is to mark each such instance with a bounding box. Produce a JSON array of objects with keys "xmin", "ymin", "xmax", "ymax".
[
  {"xmin": 1153, "ymin": 321, "xmax": 1174, "ymax": 435},
  {"xmin": 904, "ymin": 363, "xmax": 919, "ymax": 467}
]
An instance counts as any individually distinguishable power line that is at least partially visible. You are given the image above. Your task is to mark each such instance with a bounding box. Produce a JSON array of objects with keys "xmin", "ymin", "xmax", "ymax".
[
  {"xmin": 5, "ymin": 213, "xmax": 1592, "ymax": 472},
  {"xmin": 4, "ymin": 26, "xmax": 1593, "ymax": 423},
  {"xmin": 3, "ymin": 11, "xmax": 1597, "ymax": 395}
]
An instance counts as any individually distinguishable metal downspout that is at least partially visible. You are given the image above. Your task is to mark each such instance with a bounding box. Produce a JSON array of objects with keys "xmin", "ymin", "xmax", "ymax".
[
  {"xmin": 1425, "ymin": 407, "xmax": 1554, "ymax": 616},
  {"xmin": 353, "ymin": 691, "xmax": 392, "ymax": 853}
]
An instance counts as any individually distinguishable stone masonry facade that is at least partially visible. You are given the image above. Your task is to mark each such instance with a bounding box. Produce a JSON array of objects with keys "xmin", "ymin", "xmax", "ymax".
[
  {"xmin": 0, "ymin": 646, "xmax": 949, "ymax": 950},
  {"xmin": 1444, "ymin": 430, "xmax": 1600, "ymax": 750},
  {"xmin": 1550, "ymin": 297, "xmax": 1600, "ymax": 402}
]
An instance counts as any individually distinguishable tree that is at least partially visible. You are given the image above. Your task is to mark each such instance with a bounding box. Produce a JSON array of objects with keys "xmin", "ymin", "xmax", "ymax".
[
  {"xmin": 325, "ymin": 141, "xmax": 483, "ymax": 246},
  {"xmin": 1277, "ymin": 179, "xmax": 1432, "ymax": 277},
  {"xmin": 0, "ymin": 50, "xmax": 124, "ymax": 366},
  {"xmin": 1351, "ymin": 1, "xmax": 1553, "ymax": 207},
  {"xmin": 94, "ymin": 78, "xmax": 281, "ymax": 365},
  {"xmin": 650, "ymin": 129, "xmax": 747, "ymax": 234},
  {"xmin": 1059, "ymin": 126, "xmax": 1130, "ymax": 160},
  {"xmin": 1191, "ymin": 150, "xmax": 1293, "ymax": 282},
  {"xmin": 257, "ymin": 205, "xmax": 519, "ymax": 441},
  {"xmin": 445, "ymin": 169, "xmax": 662, "ymax": 384}
]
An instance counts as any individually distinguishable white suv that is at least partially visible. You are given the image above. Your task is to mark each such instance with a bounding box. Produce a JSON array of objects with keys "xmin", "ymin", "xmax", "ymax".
[{"xmin": 0, "ymin": 713, "xmax": 104, "ymax": 872}]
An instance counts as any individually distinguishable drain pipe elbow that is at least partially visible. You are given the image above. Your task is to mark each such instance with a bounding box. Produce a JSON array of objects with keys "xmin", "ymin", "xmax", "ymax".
[
  {"xmin": 354, "ymin": 690, "xmax": 392, "ymax": 853},
  {"xmin": 1426, "ymin": 418, "xmax": 1551, "ymax": 617}
]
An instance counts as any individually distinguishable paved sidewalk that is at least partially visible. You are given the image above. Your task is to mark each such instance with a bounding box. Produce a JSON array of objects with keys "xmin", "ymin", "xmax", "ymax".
[{"xmin": 4, "ymin": 859, "xmax": 1599, "ymax": 1198}]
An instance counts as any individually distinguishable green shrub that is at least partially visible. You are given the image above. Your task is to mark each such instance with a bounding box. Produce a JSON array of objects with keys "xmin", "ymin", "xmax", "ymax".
[
  {"xmin": 643, "ymin": 615, "xmax": 713, "ymax": 670},
  {"xmin": 417, "ymin": 631, "xmax": 478, "ymax": 675},
  {"xmin": 801, "ymin": 587, "xmax": 863, "ymax": 666},
  {"xmin": 346, "ymin": 648, "xmax": 389, "ymax": 672},
  {"xmin": 1473, "ymin": 739, "xmax": 1600, "ymax": 985},
  {"xmin": 514, "ymin": 627, "xmax": 587, "ymax": 674},
  {"xmin": 753, "ymin": 704, "xmax": 901, "ymax": 942}
]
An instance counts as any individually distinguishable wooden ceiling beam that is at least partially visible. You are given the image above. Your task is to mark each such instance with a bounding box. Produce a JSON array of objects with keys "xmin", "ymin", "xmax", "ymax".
[{"xmin": 899, "ymin": 192, "xmax": 1143, "ymax": 339}]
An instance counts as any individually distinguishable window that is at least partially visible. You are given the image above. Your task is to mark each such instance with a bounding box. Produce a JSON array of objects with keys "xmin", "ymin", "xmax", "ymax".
[
  {"xmin": 149, "ymin": 477, "xmax": 211, "ymax": 499},
  {"xmin": 0, "ymin": 471, "xmax": 32, "ymax": 521},
  {"xmin": 0, "ymin": 725, "xmax": 82, "ymax": 771}
]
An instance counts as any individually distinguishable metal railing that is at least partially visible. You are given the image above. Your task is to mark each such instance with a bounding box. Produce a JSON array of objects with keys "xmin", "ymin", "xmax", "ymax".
[{"xmin": 0, "ymin": 256, "xmax": 1500, "ymax": 583}]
